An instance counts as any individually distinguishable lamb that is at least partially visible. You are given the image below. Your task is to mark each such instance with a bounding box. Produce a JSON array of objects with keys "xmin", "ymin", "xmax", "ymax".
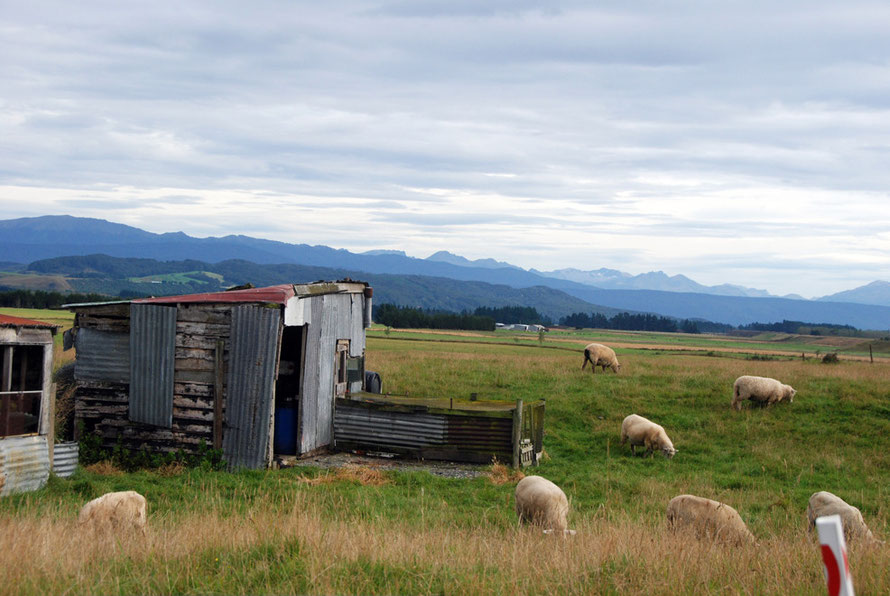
[
  {"xmin": 666, "ymin": 494, "xmax": 756, "ymax": 546},
  {"xmin": 514, "ymin": 475, "xmax": 570, "ymax": 534},
  {"xmin": 581, "ymin": 343, "xmax": 621, "ymax": 374},
  {"xmin": 807, "ymin": 491, "xmax": 877, "ymax": 543},
  {"xmin": 732, "ymin": 375, "xmax": 796, "ymax": 411},
  {"xmin": 78, "ymin": 490, "xmax": 147, "ymax": 534},
  {"xmin": 620, "ymin": 414, "xmax": 677, "ymax": 458}
]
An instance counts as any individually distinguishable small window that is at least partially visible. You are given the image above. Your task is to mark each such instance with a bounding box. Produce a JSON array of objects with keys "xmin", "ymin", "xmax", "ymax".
[{"xmin": 1, "ymin": 345, "xmax": 44, "ymax": 438}]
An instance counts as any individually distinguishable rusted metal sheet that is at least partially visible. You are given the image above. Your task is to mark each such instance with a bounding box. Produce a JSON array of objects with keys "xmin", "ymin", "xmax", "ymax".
[
  {"xmin": 52, "ymin": 441, "xmax": 79, "ymax": 478},
  {"xmin": 136, "ymin": 284, "xmax": 296, "ymax": 305},
  {"xmin": 129, "ymin": 304, "xmax": 177, "ymax": 427},
  {"xmin": 0, "ymin": 435, "xmax": 50, "ymax": 496},
  {"xmin": 74, "ymin": 328, "xmax": 130, "ymax": 382},
  {"xmin": 0, "ymin": 315, "xmax": 59, "ymax": 330},
  {"xmin": 222, "ymin": 305, "xmax": 281, "ymax": 470}
]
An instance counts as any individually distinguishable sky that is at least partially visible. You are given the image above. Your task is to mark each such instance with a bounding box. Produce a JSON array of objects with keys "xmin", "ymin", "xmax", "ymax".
[{"xmin": 2, "ymin": 1, "xmax": 889, "ymax": 299}]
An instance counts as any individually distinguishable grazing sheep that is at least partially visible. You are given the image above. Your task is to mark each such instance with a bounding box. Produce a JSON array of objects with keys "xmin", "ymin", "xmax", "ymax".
[
  {"xmin": 620, "ymin": 414, "xmax": 677, "ymax": 458},
  {"xmin": 581, "ymin": 343, "xmax": 621, "ymax": 374},
  {"xmin": 666, "ymin": 494, "xmax": 756, "ymax": 546},
  {"xmin": 515, "ymin": 475, "xmax": 570, "ymax": 534},
  {"xmin": 78, "ymin": 491, "xmax": 147, "ymax": 534},
  {"xmin": 732, "ymin": 375, "xmax": 796, "ymax": 411},
  {"xmin": 807, "ymin": 491, "xmax": 877, "ymax": 543}
]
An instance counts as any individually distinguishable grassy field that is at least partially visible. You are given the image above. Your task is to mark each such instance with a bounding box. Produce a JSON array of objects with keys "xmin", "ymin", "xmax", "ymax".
[{"xmin": 2, "ymin": 324, "xmax": 889, "ymax": 593}]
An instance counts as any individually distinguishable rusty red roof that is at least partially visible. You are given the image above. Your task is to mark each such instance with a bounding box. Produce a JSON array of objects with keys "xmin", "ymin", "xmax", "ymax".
[
  {"xmin": 133, "ymin": 284, "xmax": 297, "ymax": 305},
  {"xmin": 0, "ymin": 314, "xmax": 60, "ymax": 329}
]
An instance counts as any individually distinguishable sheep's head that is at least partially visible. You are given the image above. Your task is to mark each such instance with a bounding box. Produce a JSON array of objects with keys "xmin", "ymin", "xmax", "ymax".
[
  {"xmin": 662, "ymin": 446, "xmax": 677, "ymax": 459},
  {"xmin": 612, "ymin": 363, "xmax": 622, "ymax": 373},
  {"xmin": 788, "ymin": 386, "xmax": 797, "ymax": 402}
]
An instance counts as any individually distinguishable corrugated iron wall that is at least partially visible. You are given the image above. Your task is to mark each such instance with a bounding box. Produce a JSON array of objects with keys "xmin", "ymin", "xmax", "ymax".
[
  {"xmin": 223, "ymin": 305, "xmax": 281, "ymax": 470},
  {"xmin": 298, "ymin": 292, "xmax": 367, "ymax": 455},
  {"xmin": 333, "ymin": 399, "xmax": 514, "ymax": 464},
  {"xmin": 74, "ymin": 328, "xmax": 130, "ymax": 382},
  {"xmin": 129, "ymin": 304, "xmax": 177, "ymax": 427},
  {"xmin": 0, "ymin": 435, "xmax": 50, "ymax": 496},
  {"xmin": 52, "ymin": 441, "xmax": 79, "ymax": 478}
]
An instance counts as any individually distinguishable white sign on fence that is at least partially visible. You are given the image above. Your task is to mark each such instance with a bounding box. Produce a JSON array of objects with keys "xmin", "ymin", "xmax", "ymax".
[{"xmin": 816, "ymin": 514, "xmax": 855, "ymax": 596}]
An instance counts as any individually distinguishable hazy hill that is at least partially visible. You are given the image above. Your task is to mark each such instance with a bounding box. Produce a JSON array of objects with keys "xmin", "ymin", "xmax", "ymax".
[
  {"xmin": 538, "ymin": 267, "xmax": 775, "ymax": 297},
  {"xmin": 4, "ymin": 215, "xmax": 890, "ymax": 328},
  {"xmin": 817, "ymin": 280, "xmax": 890, "ymax": 307},
  {"xmin": 21, "ymin": 255, "xmax": 622, "ymax": 322}
]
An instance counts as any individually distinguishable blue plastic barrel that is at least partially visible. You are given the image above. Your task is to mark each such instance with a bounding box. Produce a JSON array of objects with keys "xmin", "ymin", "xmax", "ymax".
[{"xmin": 274, "ymin": 407, "xmax": 298, "ymax": 455}]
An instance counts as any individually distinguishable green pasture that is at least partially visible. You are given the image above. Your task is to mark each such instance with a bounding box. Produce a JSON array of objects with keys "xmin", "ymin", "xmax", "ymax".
[{"xmin": 2, "ymin": 323, "xmax": 889, "ymax": 593}]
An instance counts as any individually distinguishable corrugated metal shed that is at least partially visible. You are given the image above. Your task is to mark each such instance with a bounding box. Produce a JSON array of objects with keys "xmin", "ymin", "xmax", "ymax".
[
  {"xmin": 129, "ymin": 304, "xmax": 177, "ymax": 427},
  {"xmin": 52, "ymin": 441, "xmax": 79, "ymax": 478},
  {"xmin": 0, "ymin": 435, "xmax": 50, "ymax": 496},
  {"xmin": 135, "ymin": 284, "xmax": 296, "ymax": 305},
  {"xmin": 222, "ymin": 305, "xmax": 282, "ymax": 469}
]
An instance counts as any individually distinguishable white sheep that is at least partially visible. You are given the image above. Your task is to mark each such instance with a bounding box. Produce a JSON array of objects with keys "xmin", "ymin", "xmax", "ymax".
[
  {"xmin": 732, "ymin": 375, "xmax": 796, "ymax": 411},
  {"xmin": 514, "ymin": 475, "xmax": 571, "ymax": 534},
  {"xmin": 666, "ymin": 494, "xmax": 756, "ymax": 546},
  {"xmin": 807, "ymin": 491, "xmax": 877, "ymax": 543},
  {"xmin": 620, "ymin": 414, "xmax": 677, "ymax": 458},
  {"xmin": 581, "ymin": 343, "xmax": 621, "ymax": 374},
  {"xmin": 78, "ymin": 490, "xmax": 147, "ymax": 534}
]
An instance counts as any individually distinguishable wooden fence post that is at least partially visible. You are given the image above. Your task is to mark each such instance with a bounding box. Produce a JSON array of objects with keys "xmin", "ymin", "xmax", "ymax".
[{"xmin": 512, "ymin": 399, "xmax": 524, "ymax": 468}]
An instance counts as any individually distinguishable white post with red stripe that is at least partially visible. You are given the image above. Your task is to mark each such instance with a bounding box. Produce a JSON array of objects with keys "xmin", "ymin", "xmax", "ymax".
[{"xmin": 816, "ymin": 514, "xmax": 855, "ymax": 596}]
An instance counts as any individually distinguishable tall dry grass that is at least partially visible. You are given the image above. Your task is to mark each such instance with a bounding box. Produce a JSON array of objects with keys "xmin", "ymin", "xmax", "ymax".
[{"xmin": 2, "ymin": 489, "xmax": 888, "ymax": 595}]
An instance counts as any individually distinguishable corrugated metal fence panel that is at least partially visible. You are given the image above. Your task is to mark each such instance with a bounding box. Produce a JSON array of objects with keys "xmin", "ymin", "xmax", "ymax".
[
  {"xmin": 334, "ymin": 404, "xmax": 448, "ymax": 449},
  {"xmin": 74, "ymin": 328, "xmax": 130, "ymax": 383},
  {"xmin": 223, "ymin": 305, "xmax": 281, "ymax": 470},
  {"xmin": 333, "ymin": 400, "xmax": 514, "ymax": 463},
  {"xmin": 52, "ymin": 441, "xmax": 79, "ymax": 478},
  {"xmin": 0, "ymin": 435, "xmax": 50, "ymax": 496},
  {"xmin": 129, "ymin": 304, "xmax": 177, "ymax": 427}
]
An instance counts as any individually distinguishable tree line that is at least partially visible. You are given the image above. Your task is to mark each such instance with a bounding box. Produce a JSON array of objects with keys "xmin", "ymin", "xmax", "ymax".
[
  {"xmin": 559, "ymin": 311, "xmax": 719, "ymax": 333},
  {"xmin": 0, "ymin": 289, "xmax": 111, "ymax": 309}
]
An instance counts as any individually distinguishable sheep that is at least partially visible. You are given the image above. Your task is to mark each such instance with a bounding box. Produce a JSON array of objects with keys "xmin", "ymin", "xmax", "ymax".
[
  {"xmin": 514, "ymin": 475, "xmax": 571, "ymax": 534},
  {"xmin": 581, "ymin": 343, "xmax": 621, "ymax": 374},
  {"xmin": 620, "ymin": 414, "xmax": 677, "ymax": 458},
  {"xmin": 78, "ymin": 491, "xmax": 147, "ymax": 534},
  {"xmin": 666, "ymin": 494, "xmax": 756, "ymax": 546},
  {"xmin": 807, "ymin": 491, "xmax": 877, "ymax": 543},
  {"xmin": 732, "ymin": 375, "xmax": 796, "ymax": 411}
]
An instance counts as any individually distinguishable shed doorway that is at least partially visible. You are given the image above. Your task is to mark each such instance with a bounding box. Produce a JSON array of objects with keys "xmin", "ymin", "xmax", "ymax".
[{"xmin": 274, "ymin": 325, "xmax": 305, "ymax": 455}]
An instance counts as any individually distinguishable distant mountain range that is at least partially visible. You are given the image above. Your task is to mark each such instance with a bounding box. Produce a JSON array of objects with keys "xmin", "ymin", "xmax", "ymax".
[{"xmin": 2, "ymin": 215, "xmax": 890, "ymax": 328}]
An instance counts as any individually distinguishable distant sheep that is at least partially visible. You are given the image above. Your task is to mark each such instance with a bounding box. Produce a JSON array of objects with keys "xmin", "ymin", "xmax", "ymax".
[
  {"xmin": 807, "ymin": 491, "xmax": 877, "ymax": 543},
  {"xmin": 732, "ymin": 375, "xmax": 796, "ymax": 411},
  {"xmin": 666, "ymin": 494, "xmax": 755, "ymax": 546},
  {"xmin": 620, "ymin": 414, "xmax": 677, "ymax": 458},
  {"xmin": 581, "ymin": 343, "xmax": 621, "ymax": 374},
  {"xmin": 78, "ymin": 491, "xmax": 147, "ymax": 534},
  {"xmin": 515, "ymin": 475, "xmax": 570, "ymax": 534}
]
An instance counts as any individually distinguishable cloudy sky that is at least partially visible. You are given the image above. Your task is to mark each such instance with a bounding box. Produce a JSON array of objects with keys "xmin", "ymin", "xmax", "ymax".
[{"xmin": 2, "ymin": 1, "xmax": 889, "ymax": 298}]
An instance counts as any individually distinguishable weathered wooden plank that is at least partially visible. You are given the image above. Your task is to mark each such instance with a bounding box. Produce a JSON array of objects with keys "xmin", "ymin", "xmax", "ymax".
[
  {"xmin": 176, "ymin": 321, "xmax": 230, "ymax": 337},
  {"xmin": 172, "ymin": 407, "xmax": 214, "ymax": 422},
  {"xmin": 174, "ymin": 369, "xmax": 215, "ymax": 384},
  {"xmin": 175, "ymin": 348, "xmax": 215, "ymax": 361},
  {"xmin": 175, "ymin": 357, "xmax": 214, "ymax": 372},
  {"xmin": 100, "ymin": 417, "xmax": 212, "ymax": 435},
  {"xmin": 176, "ymin": 308, "xmax": 231, "ymax": 325},
  {"xmin": 175, "ymin": 335, "xmax": 220, "ymax": 350},
  {"xmin": 73, "ymin": 304, "xmax": 130, "ymax": 317},
  {"xmin": 174, "ymin": 382, "xmax": 213, "ymax": 398},
  {"xmin": 173, "ymin": 395, "xmax": 214, "ymax": 410},
  {"xmin": 213, "ymin": 339, "xmax": 224, "ymax": 449}
]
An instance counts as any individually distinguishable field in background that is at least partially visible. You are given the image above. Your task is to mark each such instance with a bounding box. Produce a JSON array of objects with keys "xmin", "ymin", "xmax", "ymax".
[{"xmin": 1, "ymin": 320, "xmax": 889, "ymax": 593}]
